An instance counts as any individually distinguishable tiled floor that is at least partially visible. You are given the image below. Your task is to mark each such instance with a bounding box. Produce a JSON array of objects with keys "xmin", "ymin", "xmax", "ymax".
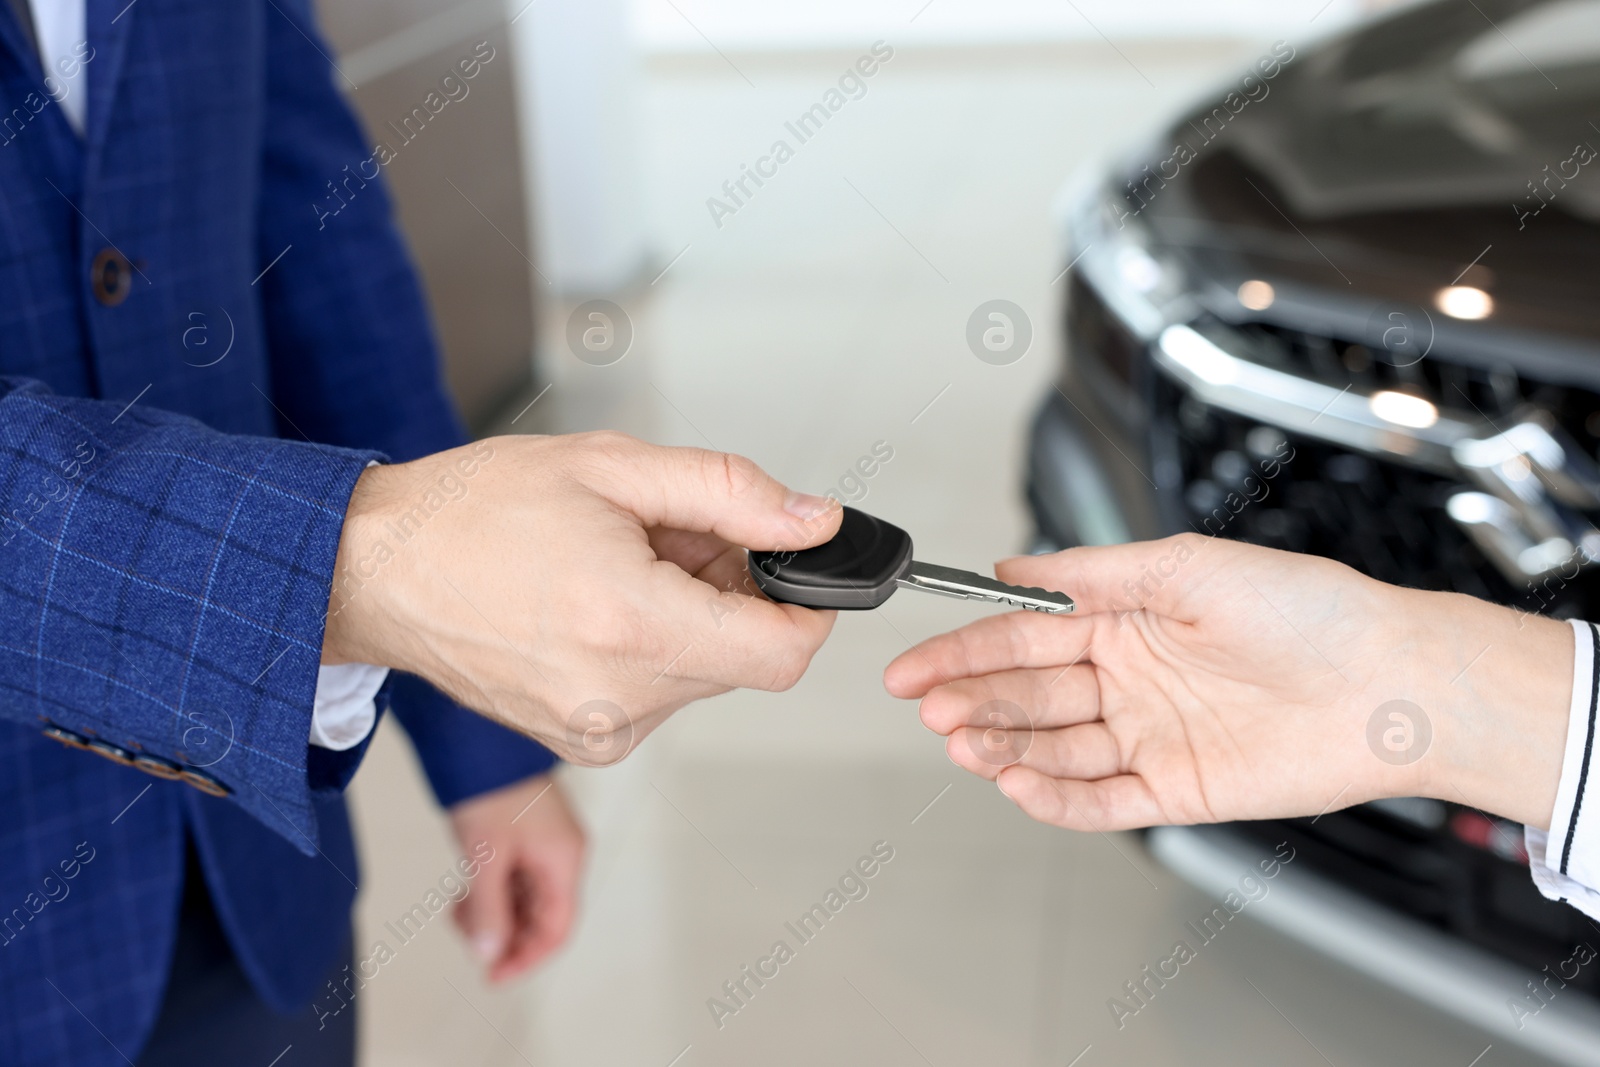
[{"xmin": 346, "ymin": 38, "xmax": 1551, "ymax": 1067}]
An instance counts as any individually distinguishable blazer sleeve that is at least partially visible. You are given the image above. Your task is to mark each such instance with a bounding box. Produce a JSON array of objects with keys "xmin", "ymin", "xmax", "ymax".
[
  {"xmin": 0, "ymin": 376, "xmax": 380, "ymax": 854},
  {"xmin": 253, "ymin": 0, "xmax": 557, "ymax": 803}
]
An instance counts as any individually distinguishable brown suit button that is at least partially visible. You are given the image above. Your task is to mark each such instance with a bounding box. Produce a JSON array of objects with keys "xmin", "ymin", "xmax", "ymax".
[
  {"xmin": 178, "ymin": 767, "xmax": 230, "ymax": 797},
  {"xmin": 91, "ymin": 248, "xmax": 132, "ymax": 306},
  {"xmin": 132, "ymin": 754, "xmax": 183, "ymax": 780},
  {"xmin": 42, "ymin": 725, "xmax": 91, "ymax": 751},
  {"xmin": 85, "ymin": 738, "xmax": 136, "ymax": 767}
]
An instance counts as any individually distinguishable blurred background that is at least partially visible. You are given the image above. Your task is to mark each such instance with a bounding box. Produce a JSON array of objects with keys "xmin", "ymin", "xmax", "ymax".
[{"xmin": 306, "ymin": 1, "xmax": 1593, "ymax": 1063}]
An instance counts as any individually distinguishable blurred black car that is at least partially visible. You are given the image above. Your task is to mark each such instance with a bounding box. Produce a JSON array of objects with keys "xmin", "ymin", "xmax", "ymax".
[{"xmin": 1031, "ymin": 0, "xmax": 1600, "ymax": 1056}]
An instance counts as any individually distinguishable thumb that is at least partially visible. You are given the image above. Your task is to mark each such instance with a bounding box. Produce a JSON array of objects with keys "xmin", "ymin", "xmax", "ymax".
[
  {"xmin": 589, "ymin": 437, "xmax": 842, "ymax": 551},
  {"xmin": 457, "ymin": 855, "xmax": 511, "ymax": 966},
  {"xmin": 995, "ymin": 534, "xmax": 1207, "ymax": 619}
]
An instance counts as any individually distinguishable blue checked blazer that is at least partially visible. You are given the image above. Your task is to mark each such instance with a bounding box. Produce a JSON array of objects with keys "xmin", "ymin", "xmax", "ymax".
[{"xmin": 0, "ymin": 2, "xmax": 556, "ymax": 1064}]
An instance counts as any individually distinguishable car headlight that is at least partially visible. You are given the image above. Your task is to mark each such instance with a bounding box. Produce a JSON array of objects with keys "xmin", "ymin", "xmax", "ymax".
[{"xmin": 1059, "ymin": 175, "xmax": 1196, "ymax": 342}]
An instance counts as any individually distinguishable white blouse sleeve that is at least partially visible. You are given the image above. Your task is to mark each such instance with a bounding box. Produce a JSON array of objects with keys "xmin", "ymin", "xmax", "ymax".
[{"xmin": 1525, "ymin": 619, "xmax": 1600, "ymax": 919}]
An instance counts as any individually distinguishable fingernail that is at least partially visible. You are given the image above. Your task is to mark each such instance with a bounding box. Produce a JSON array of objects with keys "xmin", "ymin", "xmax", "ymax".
[
  {"xmin": 996, "ymin": 773, "xmax": 1015, "ymax": 800},
  {"xmin": 784, "ymin": 491, "xmax": 835, "ymax": 521},
  {"xmin": 473, "ymin": 934, "xmax": 502, "ymax": 962}
]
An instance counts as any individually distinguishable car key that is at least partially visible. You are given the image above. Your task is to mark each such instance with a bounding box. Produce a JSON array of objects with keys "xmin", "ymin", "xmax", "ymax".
[{"xmin": 747, "ymin": 506, "xmax": 1074, "ymax": 613}]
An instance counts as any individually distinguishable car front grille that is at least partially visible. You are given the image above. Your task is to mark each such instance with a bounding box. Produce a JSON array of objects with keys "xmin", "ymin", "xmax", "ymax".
[
  {"xmin": 1156, "ymin": 320, "xmax": 1600, "ymax": 620},
  {"xmin": 1233, "ymin": 320, "xmax": 1600, "ymax": 445}
]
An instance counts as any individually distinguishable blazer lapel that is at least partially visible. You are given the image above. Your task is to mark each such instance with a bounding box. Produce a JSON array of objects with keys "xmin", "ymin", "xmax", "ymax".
[
  {"xmin": 0, "ymin": 2, "xmax": 85, "ymax": 198},
  {"xmin": 0, "ymin": 0, "xmax": 39, "ymax": 78},
  {"xmin": 84, "ymin": 0, "xmax": 137, "ymax": 155}
]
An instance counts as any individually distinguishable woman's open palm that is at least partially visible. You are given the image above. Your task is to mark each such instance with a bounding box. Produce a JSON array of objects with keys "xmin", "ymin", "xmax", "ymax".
[{"xmin": 883, "ymin": 535, "xmax": 1544, "ymax": 831}]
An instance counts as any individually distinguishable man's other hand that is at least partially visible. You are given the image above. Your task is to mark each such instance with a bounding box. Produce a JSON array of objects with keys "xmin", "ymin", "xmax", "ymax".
[{"xmin": 449, "ymin": 773, "xmax": 585, "ymax": 982}]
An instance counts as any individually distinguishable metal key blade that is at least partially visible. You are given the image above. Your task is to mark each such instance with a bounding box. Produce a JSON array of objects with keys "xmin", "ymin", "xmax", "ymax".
[{"xmin": 895, "ymin": 561, "xmax": 1074, "ymax": 614}]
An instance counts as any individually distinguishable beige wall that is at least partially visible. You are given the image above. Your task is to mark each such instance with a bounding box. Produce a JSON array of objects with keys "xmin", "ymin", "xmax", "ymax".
[{"xmin": 313, "ymin": 0, "xmax": 536, "ymax": 430}]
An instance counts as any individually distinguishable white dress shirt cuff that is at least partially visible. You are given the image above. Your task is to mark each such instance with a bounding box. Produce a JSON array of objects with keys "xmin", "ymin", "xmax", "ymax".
[
  {"xmin": 1524, "ymin": 619, "xmax": 1600, "ymax": 918},
  {"xmin": 308, "ymin": 662, "xmax": 389, "ymax": 751},
  {"xmin": 309, "ymin": 457, "xmax": 386, "ymax": 751}
]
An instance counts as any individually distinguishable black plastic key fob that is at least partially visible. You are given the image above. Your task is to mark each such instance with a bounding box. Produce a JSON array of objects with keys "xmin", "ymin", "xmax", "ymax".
[{"xmin": 748, "ymin": 507, "xmax": 911, "ymax": 609}]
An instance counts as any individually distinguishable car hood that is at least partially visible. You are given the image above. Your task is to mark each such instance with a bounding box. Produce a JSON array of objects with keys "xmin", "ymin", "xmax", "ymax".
[{"xmin": 1128, "ymin": 0, "xmax": 1600, "ymax": 350}]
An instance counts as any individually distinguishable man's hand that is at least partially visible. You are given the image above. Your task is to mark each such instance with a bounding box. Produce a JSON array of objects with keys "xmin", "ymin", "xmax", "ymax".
[
  {"xmin": 885, "ymin": 535, "xmax": 1573, "ymax": 833},
  {"xmin": 449, "ymin": 773, "xmax": 585, "ymax": 982},
  {"xmin": 322, "ymin": 432, "xmax": 841, "ymax": 762}
]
